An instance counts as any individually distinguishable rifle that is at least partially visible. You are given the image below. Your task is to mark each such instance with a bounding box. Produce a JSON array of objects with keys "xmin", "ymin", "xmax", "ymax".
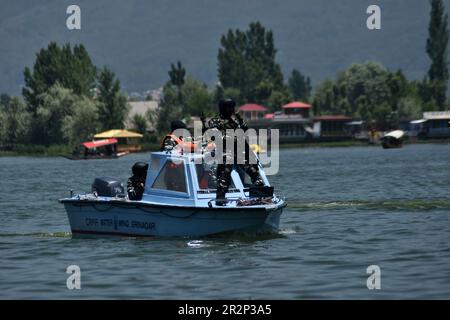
[
  {"xmin": 200, "ymin": 112, "xmax": 208, "ymax": 134},
  {"xmin": 234, "ymin": 112, "xmax": 248, "ymax": 131}
]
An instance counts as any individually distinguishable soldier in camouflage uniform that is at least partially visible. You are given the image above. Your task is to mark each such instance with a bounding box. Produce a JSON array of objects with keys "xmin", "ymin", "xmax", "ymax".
[
  {"xmin": 207, "ymin": 99, "xmax": 264, "ymax": 205},
  {"xmin": 160, "ymin": 120, "xmax": 187, "ymax": 151},
  {"xmin": 127, "ymin": 162, "xmax": 149, "ymax": 201}
]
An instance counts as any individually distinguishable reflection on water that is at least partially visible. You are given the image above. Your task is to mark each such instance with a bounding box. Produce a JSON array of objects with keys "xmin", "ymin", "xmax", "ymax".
[
  {"xmin": 0, "ymin": 232, "xmax": 72, "ymax": 238},
  {"xmin": 1, "ymin": 143, "xmax": 450, "ymax": 299},
  {"xmin": 288, "ymin": 198, "xmax": 450, "ymax": 211}
]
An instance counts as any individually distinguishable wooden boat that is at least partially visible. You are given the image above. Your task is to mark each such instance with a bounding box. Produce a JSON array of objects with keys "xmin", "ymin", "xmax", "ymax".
[
  {"xmin": 94, "ymin": 130, "xmax": 143, "ymax": 153},
  {"xmin": 62, "ymin": 138, "xmax": 129, "ymax": 160},
  {"xmin": 381, "ymin": 130, "xmax": 405, "ymax": 149}
]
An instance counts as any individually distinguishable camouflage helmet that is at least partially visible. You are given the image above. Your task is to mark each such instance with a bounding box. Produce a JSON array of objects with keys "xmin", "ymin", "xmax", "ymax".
[
  {"xmin": 170, "ymin": 120, "xmax": 186, "ymax": 132},
  {"xmin": 132, "ymin": 162, "xmax": 149, "ymax": 177},
  {"xmin": 218, "ymin": 99, "xmax": 236, "ymax": 118}
]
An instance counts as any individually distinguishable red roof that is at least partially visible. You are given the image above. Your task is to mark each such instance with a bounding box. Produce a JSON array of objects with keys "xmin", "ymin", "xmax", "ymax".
[
  {"xmin": 282, "ymin": 101, "xmax": 311, "ymax": 109},
  {"xmin": 82, "ymin": 138, "xmax": 118, "ymax": 149},
  {"xmin": 314, "ymin": 115, "xmax": 352, "ymax": 121},
  {"xmin": 264, "ymin": 113, "xmax": 275, "ymax": 119},
  {"xmin": 239, "ymin": 104, "xmax": 268, "ymax": 112}
]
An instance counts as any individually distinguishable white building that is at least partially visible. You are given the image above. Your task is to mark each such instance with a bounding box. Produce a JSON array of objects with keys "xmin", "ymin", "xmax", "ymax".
[{"xmin": 410, "ymin": 111, "xmax": 450, "ymax": 138}]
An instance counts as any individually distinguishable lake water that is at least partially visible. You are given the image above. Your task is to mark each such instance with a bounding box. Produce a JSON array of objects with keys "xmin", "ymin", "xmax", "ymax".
[{"xmin": 1, "ymin": 144, "xmax": 449, "ymax": 299}]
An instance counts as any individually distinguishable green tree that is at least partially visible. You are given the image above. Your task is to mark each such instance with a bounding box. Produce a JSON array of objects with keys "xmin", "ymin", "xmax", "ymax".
[
  {"xmin": 96, "ymin": 67, "xmax": 130, "ymax": 131},
  {"xmin": 0, "ymin": 97, "xmax": 31, "ymax": 148},
  {"xmin": 372, "ymin": 103, "xmax": 394, "ymax": 131},
  {"xmin": 33, "ymin": 84, "xmax": 79, "ymax": 145},
  {"xmin": 0, "ymin": 111, "xmax": 5, "ymax": 145},
  {"xmin": 168, "ymin": 61, "xmax": 186, "ymax": 88},
  {"xmin": 386, "ymin": 70, "xmax": 409, "ymax": 111},
  {"xmin": 214, "ymin": 86, "xmax": 242, "ymax": 106},
  {"xmin": 156, "ymin": 83, "xmax": 183, "ymax": 134},
  {"xmin": 218, "ymin": 22, "xmax": 285, "ymax": 103},
  {"xmin": 426, "ymin": 0, "xmax": 449, "ymax": 109},
  {"xmin": 288, "ymin": 69, "xmax": 312, "ymax": 101},
  {"xmin": 131, "ymin": 114, "xmax": 148, "ymax": 134},
  {"xmin": 181, "ymin": 77, "xmax": 214, "ymax": 117},
  {"xmin": 312, "ymin": 62, "xmax": 421, "ymax": 129},
  {"xmin": 0, "ymin": 93, "xmax": 11, "ymax": 108},
  {"xmin": 336, "ymin": 62, "xmax": 393, "ymax": 116},
  {"xmin": 397, "ymin": 96, "xmax": 423, "ymax": 120},
  {"xmin": 158, "ymin": 64, "xmax": 215, "ymax": 134},
  {"xmin": 146, "ymin": 108, "xmax": 158, "ymax": 131},
  {"xmin": 23, "ymin": 42, "xmax": 96, "ymax": 113},
  {"xmin": 312, "ymin": 78, "xmax": 342, "ymax": 116},
  {"xmin": 267, "ymin": 88, "xmax": 292, "ymax": 112},
  {"xmin": 62, "ymin": 97, "xmax": 99, "ymax": 147}
]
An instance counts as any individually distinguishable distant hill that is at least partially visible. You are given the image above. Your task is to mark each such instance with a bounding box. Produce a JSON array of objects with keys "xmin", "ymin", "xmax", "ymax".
[{"xmin": 0, "ymin": 0, "xmax": 449, "ymax": 95}]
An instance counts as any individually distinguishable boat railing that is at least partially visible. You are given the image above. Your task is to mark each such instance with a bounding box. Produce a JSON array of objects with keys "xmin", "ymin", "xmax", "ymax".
[
  {"xmin": 206, "ymin": 194, "xmax": 284, "ymax": 208},
  {"xmin": 197, "ymin": 188, "xmax": 241, "ymax": 194}
]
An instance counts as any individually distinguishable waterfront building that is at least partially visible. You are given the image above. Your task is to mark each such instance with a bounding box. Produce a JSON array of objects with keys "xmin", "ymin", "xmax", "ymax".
[
  {"xmin": 282, "ymin": 101, "xmax": 311, "ymax": 118},
  {"xmin": 242, "ymin": 101, "xmax": 355, "ymax": 143},
  {"xmin": 423, "ymin": 111, "xmax": 450, "ymax": 138},
  {"xmin": 312, "ymin": 115, "xmax": 354, "ymax": 141},
  {"xmin": 409, "ymin": 111, "xmax": 450, "ymax": 139},
  {"xmin": 242, "ymin": 101, "xmax": 312, "ymax": 143},
  {"xmin": 239, "ymin": 104, "xmax": 268, "ymax": 121}
]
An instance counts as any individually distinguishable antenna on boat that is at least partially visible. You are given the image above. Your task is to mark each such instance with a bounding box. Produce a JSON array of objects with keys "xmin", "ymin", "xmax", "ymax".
[{"xmin": 201, "ymin": 112, "xmax": 206, "ymax": 157}]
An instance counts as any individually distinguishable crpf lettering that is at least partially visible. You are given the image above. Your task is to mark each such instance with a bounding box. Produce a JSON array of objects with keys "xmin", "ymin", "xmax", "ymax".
[
  {"xmin": 101, "ymin": 219, "xmax": 113, "ymax": 226},
  {"xmin": 119, "ymin": 220, "xmax": 130, "ymax": 227},
  {"xmin": 131, "ymin": 221, "xmax": 155, "ymax": 230},
  {"xmin": 85, "ymin": 218, "xmax": 98, "ymax": 226}
]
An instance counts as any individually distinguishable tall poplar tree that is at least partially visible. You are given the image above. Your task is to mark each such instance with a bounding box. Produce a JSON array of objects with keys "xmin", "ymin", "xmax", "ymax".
[
  {"xmin": 426, "ymin": 0, "xmax": 449, "ymax": 109},
  {"xmin": 217, "ymin": 22, "xmax": 285, "ymax": 104},
  {"xmin": 96, "ymin": 67, "xmax": 130, "ymax": 131}
]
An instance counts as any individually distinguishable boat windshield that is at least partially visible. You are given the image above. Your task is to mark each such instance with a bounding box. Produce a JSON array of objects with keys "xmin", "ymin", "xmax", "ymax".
[
  {"xmin": 152, "ymin": 160, "xmax": 187, "ymax": 193},
  {"xmin": 195, "ymin": 163, "xmax": 237, "ymax": 192},
  {"xmin": 235, "ymin": 165, "xmax": 261, "ymax": 188}
]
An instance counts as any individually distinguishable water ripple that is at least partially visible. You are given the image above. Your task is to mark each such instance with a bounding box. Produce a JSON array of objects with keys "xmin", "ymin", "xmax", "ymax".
[
  {"xmin": 1, "ymin": 145, "xmax": 450, "ymax": 298},
  {"xmin": 288, "ymin": 198, "xmax": 450, "ymax": 211}
]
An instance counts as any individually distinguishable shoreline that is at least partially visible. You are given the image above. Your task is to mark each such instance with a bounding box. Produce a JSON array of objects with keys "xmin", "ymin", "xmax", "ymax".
[
  {"xmin": 1, "ymin": 139, "xmax": 450, "ymax": 157},
  {"xmin": 280, "ymin": 138, "xmax": 450, "ymax": 150},
  {"xmin": 0, "ymin": 143, "xmax": 161, "ymax": 157}
]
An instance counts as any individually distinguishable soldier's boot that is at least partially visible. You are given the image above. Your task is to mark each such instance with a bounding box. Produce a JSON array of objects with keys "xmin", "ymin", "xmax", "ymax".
[
  {"xmin": 215, "ymin": 190, "xmax": 228, "ymax": 206},
  {"xmin": 215, "ymin": 164, "xmax": 233, "ymax": 206},
  {"xmin": 245, "ymin": 164, "xmax": 265, "ymax": 186}
]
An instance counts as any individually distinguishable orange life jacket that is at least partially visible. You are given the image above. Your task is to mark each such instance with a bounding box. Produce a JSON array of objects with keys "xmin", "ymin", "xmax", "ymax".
[{"xmin": 160, "ymin": 134, "xmax": 198, "ymax": 153}]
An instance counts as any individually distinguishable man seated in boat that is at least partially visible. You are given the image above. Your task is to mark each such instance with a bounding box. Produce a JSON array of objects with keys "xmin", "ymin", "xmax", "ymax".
[
  {"xmin": 207, "ymin": 99, "xmax": 264, "ymax": 205},
  {"xmin": 161, "ymin": 120, "xmax": 197, "ymax": 152},
  {"xmin": 127, "ymin": 162, "xmax": 149, "ymax": 201}
]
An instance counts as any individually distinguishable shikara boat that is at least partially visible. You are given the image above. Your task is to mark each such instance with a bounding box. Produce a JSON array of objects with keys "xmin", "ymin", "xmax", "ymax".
[
  {"xmin": 62, "ymin": 138, "xmax": 129, "ymax": 160},
  {"xmin": 381, "ymin": 130, "xmax": 405, "ymax": 149}
]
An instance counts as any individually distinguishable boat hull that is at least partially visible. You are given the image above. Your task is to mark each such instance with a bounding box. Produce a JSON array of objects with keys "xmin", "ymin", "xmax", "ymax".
[
  {"xmin": 381, "ymin": 142, "xmax": 403, "ymax": 149},
  {"xmin": 61, "ymin": 152, "xmax": 129, "ymax": 160},
  {"xmin": 62, "ymin": 200, "xmax": 283, "ymax": 237}
]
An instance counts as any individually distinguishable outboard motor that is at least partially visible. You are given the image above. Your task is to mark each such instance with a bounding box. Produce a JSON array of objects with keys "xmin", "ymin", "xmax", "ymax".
[{"xmin": 92, "ymin": 177, "xmax": 125, "ymax": 197}]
